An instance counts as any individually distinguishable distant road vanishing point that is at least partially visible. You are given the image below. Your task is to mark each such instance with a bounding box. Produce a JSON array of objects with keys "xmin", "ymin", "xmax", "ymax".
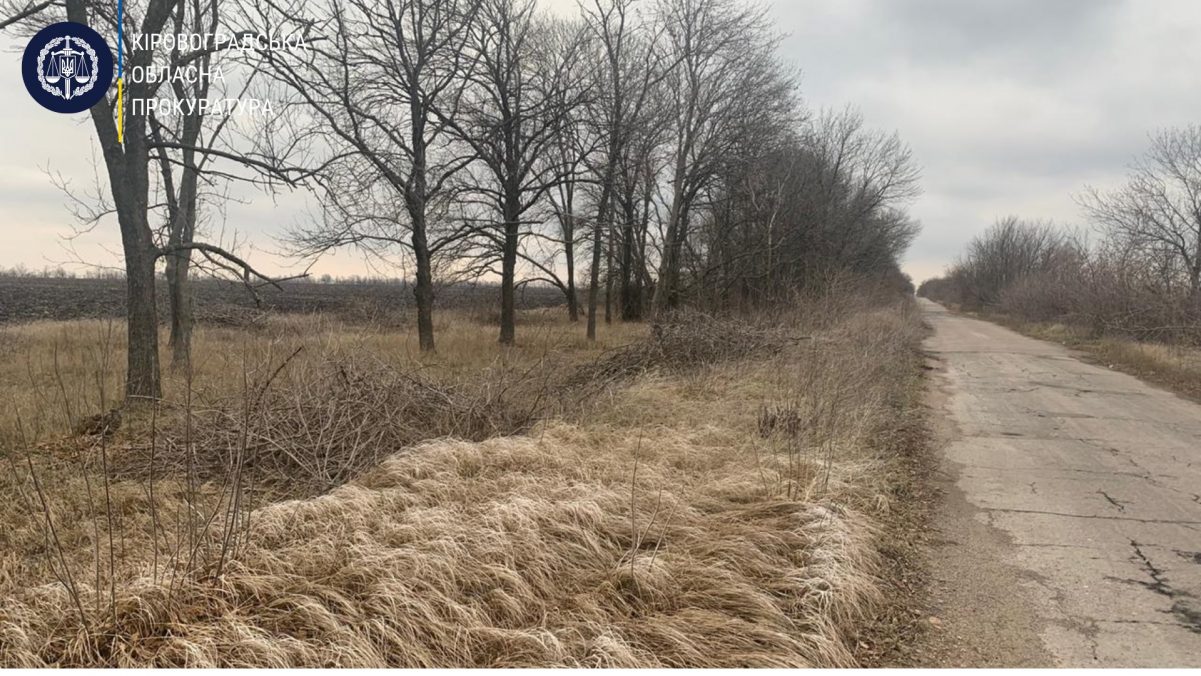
[{"xmin": 919, "ymin": 299, "xmax": 1201, "ymax": 667}]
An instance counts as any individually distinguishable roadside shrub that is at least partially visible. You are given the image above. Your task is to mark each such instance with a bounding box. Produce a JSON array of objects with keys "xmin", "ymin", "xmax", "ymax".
[
  {"xmin": 565, "ymin": 309, "xmax": 786, "ymax": 396},
  {"xmin": 110, "ymin": 357, "xmax": 536, "ymax": 496}
]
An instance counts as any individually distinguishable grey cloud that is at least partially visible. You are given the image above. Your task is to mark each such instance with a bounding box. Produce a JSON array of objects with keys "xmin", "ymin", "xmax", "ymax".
[
  {"xmin": 876, "ymin": 0, "xmax": 1121, "ymax": 62},
  {"xmin": 777, "ymin": 0, "xmax": 1201, "ymax": 282}
]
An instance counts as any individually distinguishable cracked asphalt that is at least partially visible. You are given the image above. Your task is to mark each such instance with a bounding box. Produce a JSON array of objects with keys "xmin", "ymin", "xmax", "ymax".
[{"xmin": 919, "ymin": 299, "xmax": 1201, "ymax": 667}]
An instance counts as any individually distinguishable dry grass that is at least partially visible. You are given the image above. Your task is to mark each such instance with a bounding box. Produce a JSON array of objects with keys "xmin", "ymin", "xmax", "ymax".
[
  {"xmin": 0, "ymin": 296, "xmax": 926, "ymax": 667},
  {"xmin": 0, "ymin": 308, "xmax": 645, "ymax": 446}
]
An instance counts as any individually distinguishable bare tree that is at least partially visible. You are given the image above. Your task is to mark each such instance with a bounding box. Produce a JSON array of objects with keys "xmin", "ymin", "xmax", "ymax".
[
  {"xmin": 577, "ymin": 0, "xmax": 667, "ymax": 336},
  {"xmin": 613, "ymin": 89, "xmax": 669, "ymax": 319},
  {"xmin": 152, "ymin": 0, "xmax": 246, "ymax": 371},
  {"xmin": 247, "ymin": 0, "xmax": 482, "ymax": 352},
  {"xmin": 1081, "ymin": 126, "xmax": 1201, "ymax": 298},
  {"xmin": 687, "ymin": 106, "xmax": 919, "ymax": 312},
  {"xmin": 0, "ymin": 0, "xmax": 51, "ymax": 29},
  {"xmin": 442, "ymin": 0, "xmax": 587, "ymax": 344},
  {"xmin": 649, "ymin": 0, "xmax": 789, "ymax": 314},
  {"xmin": 799, "ymin": 108, "xmax": 921, "ymax": 279},
  {"xmin": 956, "ymin": 216, "xmax": 1067, "ymax": 307},
  {"xmin": 533, "ymin": 17, "xmax": 598, "ymax": 322},
  {"xmin": 68, "ymin": 0, "xmax": 176, "ymax": 401}
]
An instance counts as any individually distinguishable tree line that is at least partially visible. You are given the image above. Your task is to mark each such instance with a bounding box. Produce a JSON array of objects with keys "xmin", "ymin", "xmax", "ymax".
[
  {"xmin": 919, "ymin": 126, "xmax": 1201, "ymax": 345},
  {"xmin": 2, "ymin": 0, "xmax": 921, "ymax": 402}
]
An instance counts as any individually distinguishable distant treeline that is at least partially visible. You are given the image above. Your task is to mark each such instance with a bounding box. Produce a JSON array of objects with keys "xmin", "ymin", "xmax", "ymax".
[
  {"xmin": 0, "ymin": 275, "xmax": 566, "ymax": 326},
  {"xmin": 920, "ymin": 126, "xmax": 1201, "ymax": 345},
  {"xmin": 0, "ymin": 266, "xmax": 466, "ymax": 287}
]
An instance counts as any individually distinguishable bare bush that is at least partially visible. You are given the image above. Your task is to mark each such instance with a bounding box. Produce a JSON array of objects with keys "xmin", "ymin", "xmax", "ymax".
[
  {"xmin": 1081, "ymin": 126, "xmax": 1201, "ymax": 298},
  {"xmin": 110, "ymin": 356, "xmax": 539, "ymax": 496},
  {"xmin": 565, "ymin": 309, "xmax": 788, "ymax": 396}
]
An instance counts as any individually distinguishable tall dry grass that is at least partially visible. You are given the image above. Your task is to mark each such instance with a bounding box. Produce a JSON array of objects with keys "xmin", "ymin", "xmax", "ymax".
[
  {"xmin": 0, "ymin": 294, "xmax": 926, "ymax": 667},
  {"xmin": 0, "ymin": 308, "xmax": 643, "ymax": 437}
]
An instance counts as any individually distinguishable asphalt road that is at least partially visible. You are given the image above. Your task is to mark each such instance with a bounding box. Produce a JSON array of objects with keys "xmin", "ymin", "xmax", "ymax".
[{"xmin": 919, "ymin": 299, "xmax": 1201, "ymax": 667}]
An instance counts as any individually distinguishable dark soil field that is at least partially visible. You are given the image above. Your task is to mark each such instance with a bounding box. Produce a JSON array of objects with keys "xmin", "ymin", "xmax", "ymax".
[{"xmin": 0, "ymin": 276, "xmax": 565, "ymax": 326}]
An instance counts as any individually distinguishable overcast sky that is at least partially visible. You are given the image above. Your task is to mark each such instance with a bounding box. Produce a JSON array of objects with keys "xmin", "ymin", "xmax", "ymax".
[{"xmin": 2, "ymin": 0, "xmax": 1200, "ymax": 282}]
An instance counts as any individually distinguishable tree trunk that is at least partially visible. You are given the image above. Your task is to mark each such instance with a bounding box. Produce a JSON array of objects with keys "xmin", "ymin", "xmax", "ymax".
[
  {"xmin": 68, "ymin": 0, "xmax": 173, "ymax": 403},
  {"xmin": 653, "ymin": 156, "xmax": 690, "ymax": 316},
  {"xmin": 408, "ymin": 135, "xmax": 437, "ymax": 352},
  {"xmin": 166, "ymin": 165, "xmax": 197, "ymax": 371},
  {"xmin": 587, "ymin": 175, "xmax": 613, "ymax": 341},
  {"xmin": 1188, "ymin": 250, "xmax": 1201, "ymax": 302},
  {"xmin": 119, "ymin": 194, "xmax": 162, "ymax": 402},
  {"xmin": 566, "ymin": 284, "xmax": 579, "ymax": 321},
  {"xmin": 635, "ymin": 186, "xmax": 653, "ymax": 312},
  {"xmin": 654, "ymin": 203, "xmax": 684, "ymax": 315},
  {"xmin": 412, "ymin": 228, "xmax": 437, "ymax": 352},
  {"xmin": 125, "ymin": 242, "xmax": 162, "ymax": 402},
  {"xmin": 586, "ymin": 220, "xmax": 602, "ymax": 340},
  {"xmin": 499, "ymin": 193, "xmax": 520, "ymax": 345},
  {"xmin": 619, "ymin": 196, "xmax": 637, "ymax": 320},
  {"xmin": 112, "ymin": 143, "xmax": 163, "ymax": 404},
  {"xmin": 604, "ymin": 218, "xmax": 614, "ymax": 324},
  {"xmin": 409, "ymin": 89, "xmax": 441, "ymax": 351},
  {"xmin": 564, "ymin": 215, "xmax": 579, "ymax": 321},
  {"xmin": 165, "ymin": 250, "xmax": 193, "ymax": 370}
]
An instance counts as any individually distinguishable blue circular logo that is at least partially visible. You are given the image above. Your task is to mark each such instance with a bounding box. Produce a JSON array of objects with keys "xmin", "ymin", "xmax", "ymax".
[{"xmin": 22, "ymin": 21, "xmax": 114, "ymax": 114}]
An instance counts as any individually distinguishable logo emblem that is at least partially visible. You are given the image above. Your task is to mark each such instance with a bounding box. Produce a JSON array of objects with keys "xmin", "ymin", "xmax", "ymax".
[{"xmin": 22, "ymin": 22, "xmax": 114, "ymax": 114}]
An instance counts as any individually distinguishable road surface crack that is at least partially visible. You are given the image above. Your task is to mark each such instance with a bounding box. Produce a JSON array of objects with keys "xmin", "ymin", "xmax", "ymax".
[
  {"xmin": 1096, "ymin": 490, "xmax": 1129, "ymax": 512},
  {"xmin": 1129, "ymin": 541, "xmax": 1173, "ymax": 595},
  {"xmin": 1176, "ymin": 550, "xmax": 1201, "ymax": 565},
  {"xmin": 983, "ymin": 507, "xmax": 1201, "ymax": 526},
  {"xmin": 1117, "ymin": 541, "xmax": 1201, "ymax": 634}
]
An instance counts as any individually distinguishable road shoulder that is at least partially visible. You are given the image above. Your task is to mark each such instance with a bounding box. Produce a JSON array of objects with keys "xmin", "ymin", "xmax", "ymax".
[{"xmin": 911, "ymin": 348, "xmax": 1056, "ymax": 667}]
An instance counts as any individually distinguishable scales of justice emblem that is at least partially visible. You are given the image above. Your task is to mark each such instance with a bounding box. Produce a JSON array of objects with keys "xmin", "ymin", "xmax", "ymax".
[
  {"xmin": 37, "ymin": 35, "xmax": 100, "ymax": 101},
  {"xmin": 22, "ymin": 21, "xmax": 113, "ymax": 113}
]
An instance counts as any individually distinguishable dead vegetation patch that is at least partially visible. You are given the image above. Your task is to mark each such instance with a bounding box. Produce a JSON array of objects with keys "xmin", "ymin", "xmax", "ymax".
[
  {"xmin": 1, "ymin": 295, "xmax": 930, "ymax": 667},
  {"xmin": 108, "ymin": 356, "xmax": 537, "ymax": 497},
  {"xmin": 108, "ymin": 310, "xmax": 776, "ymax": 498},
  {"xmin": 851, "ymin": 339, "xmax": 942, "ymax": 667},
  {"xmin": 4, "ymin": 427, "xmax": 881, "ymax": 667},
  {"xmin": 565, "ymin": 310, "xmax": 791, "ymax": 396}
]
